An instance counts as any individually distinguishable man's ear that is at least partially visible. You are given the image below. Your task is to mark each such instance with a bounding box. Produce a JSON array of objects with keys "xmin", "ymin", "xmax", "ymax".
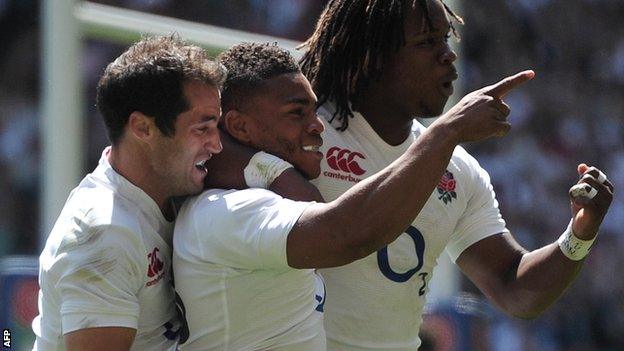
[
  {"xmin": 128, "ymin": 111, "xmax": 156, "ymax": 144},
  {"xmin": 223, "ymin": 109, "xmax": 253, "ymax": 144}
]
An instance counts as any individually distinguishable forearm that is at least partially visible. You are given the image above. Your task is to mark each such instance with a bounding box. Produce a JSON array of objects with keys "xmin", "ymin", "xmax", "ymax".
[
  {"xmin": 462, "ymin": 232, "xmax": 585, "ymax": 319},
  {"xmin": 499, "ymin": 243, "xmax": 583, "ymax": 318},
  {"xmin": 268, "ymin": 168, "xmax": 324, "ymax": 202},
  {"xmin": 65, "ymin": 327, "xmax": 136, "ymax": 351},
  {"xmin": 203, "ymin": 130, "xmax": 253, "ymax": 189}
]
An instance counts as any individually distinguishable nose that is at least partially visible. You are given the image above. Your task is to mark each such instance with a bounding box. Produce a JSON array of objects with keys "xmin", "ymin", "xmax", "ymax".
[
  {"xmin": 206, "ymin": 128, "xmax": 223, "ymax": 154},
  {"xmin": 439, "ymin": 44, "xmax": 457, "ymax": 65},
  {"xmin": 307, "ymin": 113, "xmax": 325, "ymax": 135}
]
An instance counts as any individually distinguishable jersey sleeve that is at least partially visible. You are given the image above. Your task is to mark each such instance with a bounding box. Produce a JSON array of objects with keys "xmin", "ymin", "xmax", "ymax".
[
  {"xmin": 54, "ymin": 224, "xmax": 144, "ymax": 333},
  {"xmin": 179, "ymin": 189, "xmax": 312, "ymax": 270},
  {"xmin": 446, "ymin": 150, "xmax": 509, "ymax": 262}
]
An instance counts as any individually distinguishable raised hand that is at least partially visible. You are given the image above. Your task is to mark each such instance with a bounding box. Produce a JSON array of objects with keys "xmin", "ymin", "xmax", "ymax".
[
  {"xmin": 569, "ymin": 164, "xmax": 614, "ymax": 240},
  {"xmin": 433, "ymin": 70, "xmax": 535, "ymax": 143}
]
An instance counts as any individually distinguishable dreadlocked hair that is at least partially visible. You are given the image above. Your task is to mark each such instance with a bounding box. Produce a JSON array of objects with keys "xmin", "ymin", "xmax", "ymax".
[
  {"xmin": 299, "ymin": 0, "xmax": 463, "ymax": 131},
  {"xmin": 218, "ymin": 42, "xmax": 300, "ymax": 112}
]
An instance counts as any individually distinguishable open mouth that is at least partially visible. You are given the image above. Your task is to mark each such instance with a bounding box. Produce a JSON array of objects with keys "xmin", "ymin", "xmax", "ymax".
[
  {"xmin": 194, "ymin": 157, "xmax": 210, "ymax": 173},
  {"xmin": 302, "ymin": 145, "xmax": 321, "ymax": 152},
  {"xmin": 440, "ymin": 78, "xmax": 456, "ymax": 97},
  {"xmin": 441, "ymin": 71, "xmax": 458, "ymax": 95}
]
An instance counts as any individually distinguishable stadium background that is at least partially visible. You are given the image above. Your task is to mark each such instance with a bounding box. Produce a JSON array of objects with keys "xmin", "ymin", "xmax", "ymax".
[{"xmin": 0, "ymin": 0, "xmax": 622, "ymax": 350}]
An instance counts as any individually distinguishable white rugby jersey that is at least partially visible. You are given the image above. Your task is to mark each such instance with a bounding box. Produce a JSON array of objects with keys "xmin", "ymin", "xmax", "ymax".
[
  {"xmin": 33, "ymin": 148, "xmax": 180, "ymax": 351},
  {"xmin": 173, "ymin": 188, "xmax": 326, "ymax": 351},
  {"xmin": 312, "ymin": 104, "xmax": 509, "ymax": 351}
]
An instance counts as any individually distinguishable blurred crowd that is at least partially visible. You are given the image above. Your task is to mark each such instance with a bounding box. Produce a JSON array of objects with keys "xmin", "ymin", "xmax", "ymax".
[
  {"xmin": 0, "ymin": 0, "xmax": 621, "ymax": 350},
  {"xmin": 459, "ymin": 1, "xmax": 624, "ymax": 349}
]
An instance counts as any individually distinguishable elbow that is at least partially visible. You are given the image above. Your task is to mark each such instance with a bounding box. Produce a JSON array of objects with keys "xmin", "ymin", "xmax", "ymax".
[
  {"xmin": 336, "ymin": 228, "xmax": 385, "ymax": 264},
  {"xmin": 501, "ymin": 299, "xmax": 550, "ymax": 320},
  {"xmin": 510, "ymin": 309, "xmax": 541, "ymax": 320}
]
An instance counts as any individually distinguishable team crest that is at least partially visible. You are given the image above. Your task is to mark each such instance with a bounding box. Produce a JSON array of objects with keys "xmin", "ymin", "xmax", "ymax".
[{"xmin": 437, "ymin": 170, "xmax": 457, "ymax": 204}]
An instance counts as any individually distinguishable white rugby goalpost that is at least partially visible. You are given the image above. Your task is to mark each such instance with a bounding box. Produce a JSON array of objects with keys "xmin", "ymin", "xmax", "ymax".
[{"xmin": 41, "ymin": 0, "xmax": 460, "ymax": 299}]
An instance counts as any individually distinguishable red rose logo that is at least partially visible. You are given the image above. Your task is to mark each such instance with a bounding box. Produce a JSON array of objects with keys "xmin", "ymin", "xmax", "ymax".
[{"xmin": 437, "ymin": 171, "xmax": 457, "ymax": 204}]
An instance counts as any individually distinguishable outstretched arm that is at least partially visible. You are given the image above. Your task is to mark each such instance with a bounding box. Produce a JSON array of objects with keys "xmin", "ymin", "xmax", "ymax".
[
  {"xmin": 286, "ymin": 71, "xmax": 536, "ymax": 268},
  {"xmin": 457, "ymin": 164, "xmax": 614, "ymax": 319}
]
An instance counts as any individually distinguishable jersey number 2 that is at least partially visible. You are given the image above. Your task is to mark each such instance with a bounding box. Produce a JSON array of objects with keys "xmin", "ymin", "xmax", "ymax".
[{"xmin": 376, "ymin": 225, "xmax": 428, "ymax": 295}]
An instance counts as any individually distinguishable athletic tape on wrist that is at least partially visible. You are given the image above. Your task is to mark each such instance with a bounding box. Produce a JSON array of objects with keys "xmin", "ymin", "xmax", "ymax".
[
  {"xmin": 557, "ymin": 220, "xmax": 596, "ymax": 261},
  {"xmin": 244, "ymin": 151, "xmax": 293, "ymax": 189}
]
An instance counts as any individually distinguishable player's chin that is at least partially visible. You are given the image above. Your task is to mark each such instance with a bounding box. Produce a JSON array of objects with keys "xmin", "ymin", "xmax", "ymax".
[
  {"xmin": 188, "ymin": 171, "xmax": 207, "ymax": 194},
  {"xmin": 299, "ymin": 162, "xmax": 322, "ymax": 180},
  {"xmin": 430, "ymin": 101, "xmax": 448, "ymax": 117},
  {"xmin": 416, "ymin": 100, "xmax": 447, "ymax": 118}
]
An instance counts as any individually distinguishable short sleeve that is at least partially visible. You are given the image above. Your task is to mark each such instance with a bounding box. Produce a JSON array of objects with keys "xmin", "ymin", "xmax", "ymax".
[
  {"xmin": 178, "ymin": 189, "xmax": 312, "ymax": 269},
  {"xmin": 54, "ymin": 225, "xmax": 144, "ymax": 333},
  {"xmin": 446, "ymin": 151, "xmax": 508, "ymax": 262}
]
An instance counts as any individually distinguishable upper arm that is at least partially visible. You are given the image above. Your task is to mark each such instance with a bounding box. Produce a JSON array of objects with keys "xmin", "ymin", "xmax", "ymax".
[
  {"xmin": 55, "ymin": 225, "xmax": 143, "ymax": 333},
  {"xmin": 456, "ymin": 232, "xmax": 526, "ymax": 307},
  {"xmin": 65, "ymin": 327, "xmax": 136, "ymax": 351},
  {"xmin": 446, "ymin": 150, "xmax": 508, "ymax": 262}
]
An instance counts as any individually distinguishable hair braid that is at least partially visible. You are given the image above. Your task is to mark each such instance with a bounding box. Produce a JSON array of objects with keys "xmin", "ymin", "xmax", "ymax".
[{"xmin": 300, "ymin": 0, "xmax": 463, "ymax": 131}]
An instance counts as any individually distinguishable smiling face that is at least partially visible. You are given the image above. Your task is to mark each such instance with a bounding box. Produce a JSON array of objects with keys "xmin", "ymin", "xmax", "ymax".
[
  {"xmin": 231, "ymin": 72, "xmax": 325, "ymax": 179},
  {"xmin": 370, "ymin": 0, "xmax": 458, "ymax": 118},
  {"xmin": 151, "ymin": 80, "xmax": 223, "ymax": 197}
]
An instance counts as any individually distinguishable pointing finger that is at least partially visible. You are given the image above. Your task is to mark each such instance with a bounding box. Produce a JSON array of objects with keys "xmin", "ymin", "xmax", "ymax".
[{"xmin": 483, "ymin": 70, "xmax": 535, "ymax": 99}]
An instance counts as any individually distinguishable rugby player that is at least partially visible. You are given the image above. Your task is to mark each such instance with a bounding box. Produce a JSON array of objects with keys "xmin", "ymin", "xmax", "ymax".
[
  {"xmin": 298, "ymin": 0, "xmax": 614, "ymax": 349},
  {"xmin": 33, "ymin": 35, "xmax": 225, "ymax": 351}
]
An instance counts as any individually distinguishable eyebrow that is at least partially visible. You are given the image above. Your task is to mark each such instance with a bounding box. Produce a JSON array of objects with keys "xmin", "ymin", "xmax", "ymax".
[
  {"xmin": 415, "ymin": 21, "xmax": 451, "ymax": 35},
  {"xmin": 284, "ymin": 97, "xmax": 317, "ymax": 105},
  {"xmin": 198, "ymin": 114, "xmax": 220, "ymax": 123}
]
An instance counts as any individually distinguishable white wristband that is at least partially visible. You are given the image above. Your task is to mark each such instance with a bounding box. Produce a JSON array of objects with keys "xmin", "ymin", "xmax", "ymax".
[
  {"xmin": 557, "ymin": 221, "xmax": 596, "ymax": 261},
  {"xmin": 244, "ymin": 151, "xmax": 293, "ymax": 189}
]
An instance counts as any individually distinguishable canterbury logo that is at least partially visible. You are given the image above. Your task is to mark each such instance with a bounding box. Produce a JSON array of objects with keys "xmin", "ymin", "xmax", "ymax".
[{"xmin": 326, "ymin": 146, "xmax": 366, "ymax": 175}]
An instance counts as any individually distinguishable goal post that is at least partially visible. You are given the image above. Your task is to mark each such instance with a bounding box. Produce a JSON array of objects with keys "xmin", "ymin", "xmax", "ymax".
[{"xmin": 74, "ymin": 2, "xmax": 304, "ymax": 57}]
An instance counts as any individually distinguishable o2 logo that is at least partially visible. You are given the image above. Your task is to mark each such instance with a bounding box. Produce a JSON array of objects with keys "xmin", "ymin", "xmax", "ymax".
[{"xmin": 377, "ymin": 226, "xmax": 428, "ymax": 296}]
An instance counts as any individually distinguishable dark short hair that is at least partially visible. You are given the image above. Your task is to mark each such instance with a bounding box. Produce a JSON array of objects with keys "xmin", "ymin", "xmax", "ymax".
[
  {"xmin": 217, "ymin": 42, "xmax": 300, "ymax": 112},
  {"xmin": 300, "ymin": 0, "xmax": 463, "ymax": 130},
  {"xmin": 96, "ymin": 34, "xmax": 227, "ymax": 144}
]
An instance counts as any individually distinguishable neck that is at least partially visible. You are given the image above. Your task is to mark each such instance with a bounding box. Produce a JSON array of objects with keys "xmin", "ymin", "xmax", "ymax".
[
  {"xmin": 354, "ymin": 95, "xmax": 414, "ymax": 146},
  {"xmin": 108, "ymin": 143, "xmax": 174, "ymax": 220}
]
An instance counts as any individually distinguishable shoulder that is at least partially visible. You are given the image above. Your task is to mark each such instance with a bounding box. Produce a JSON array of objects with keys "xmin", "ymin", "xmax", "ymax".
[
  {"xmin": 46, "ymin": 184, "xmax": 146, "ymax": 259},
  {"xmin": 440, "ymin": 146, "xmax": 493, "ymax": 199},
  {"xmin": 68, "ymin": 177, "xmax": 142, "ymax": 227},
  {"xmin": 451, "ymin": 145, "xmax": 478, "ymax": 167},
  {"xmin": 181, "ymin": 188, "xmax": 285, "ymax": 215},
  {"xmin": 176, "ymin": 188, "xmax": 291, "ymax": 237}
]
